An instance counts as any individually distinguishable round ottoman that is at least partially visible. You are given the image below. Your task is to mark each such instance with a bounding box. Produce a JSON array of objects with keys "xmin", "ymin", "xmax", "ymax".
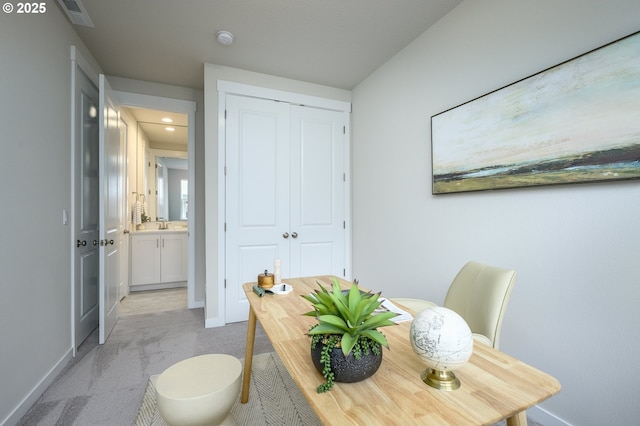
[{"xmin": 155, "ymin": 354, "xmax": 242, "ymax": 426}]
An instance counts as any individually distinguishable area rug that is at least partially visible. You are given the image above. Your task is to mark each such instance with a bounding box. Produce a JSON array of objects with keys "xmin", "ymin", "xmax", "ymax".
[{"xmin": 134, "ymin": 352, "xmax": 322, "ymax": 426}]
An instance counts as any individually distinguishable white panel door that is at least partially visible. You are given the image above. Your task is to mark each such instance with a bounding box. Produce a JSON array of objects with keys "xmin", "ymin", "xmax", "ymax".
[
  {"xmin": 74, "ymin": 66, "xmax": 100, "ymax": 348},
  {"xmin": 289, "ymin": 105, "xmax": 345, "ymax": 278},
  {"xmin": 99, "ymin": 74, "xmax": 121, "ymax": 344},
  {"xmin": 225, "ymin": 95, "xmax": 290, "ymax": 323}
]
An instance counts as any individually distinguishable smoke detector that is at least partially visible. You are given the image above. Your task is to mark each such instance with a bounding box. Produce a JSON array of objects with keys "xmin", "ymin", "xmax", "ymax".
[{"xmin": 216, "ymin": 30, "xmax": 234, "ymax": 46}]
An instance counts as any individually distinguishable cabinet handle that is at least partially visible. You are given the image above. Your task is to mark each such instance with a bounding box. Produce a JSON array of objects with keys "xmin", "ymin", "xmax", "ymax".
[
  {"xmin": 291, "ymin": 232, "xmax": 298, "ymax": 238},
  {"xmin": 76, "ymin": 240, "xmax": 87, "ymax": 247},
  {"xmin": 283, "ymin": 232, "xmax": 289, "ymax": 239}
]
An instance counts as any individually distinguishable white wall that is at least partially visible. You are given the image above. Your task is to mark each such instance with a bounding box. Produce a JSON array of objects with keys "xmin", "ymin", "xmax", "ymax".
[
  {"xmin": 351, "ymin": 1, "xmax": 640, "ymax": 424},
  {"xmin": 203, "ymin": 64, "xmax": 351, "ymax": 326},
  {"xmin": 0, "ymin": 6, "xmax": 102, "ymax": 425}
]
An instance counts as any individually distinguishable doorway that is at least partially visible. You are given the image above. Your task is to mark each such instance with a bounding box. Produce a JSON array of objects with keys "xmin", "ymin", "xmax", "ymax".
[
  {"xmin": 115, "ymin": 91, "xmax": 197, "ymax": 309},
  {"xmin": 122, "ymin": 106, "xmax": 189, "ymax": 307}
]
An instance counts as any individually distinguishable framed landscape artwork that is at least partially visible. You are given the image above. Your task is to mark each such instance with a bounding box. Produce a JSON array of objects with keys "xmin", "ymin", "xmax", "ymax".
[{"xmin": 431, "ymin": 30, "xmax": 640, "ymax": 194}]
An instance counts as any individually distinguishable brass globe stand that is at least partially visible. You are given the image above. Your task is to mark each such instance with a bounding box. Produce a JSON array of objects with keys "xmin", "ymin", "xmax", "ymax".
[{"xmin": 421, "ymin": 368, "xmax": 461, "ymax": 391}]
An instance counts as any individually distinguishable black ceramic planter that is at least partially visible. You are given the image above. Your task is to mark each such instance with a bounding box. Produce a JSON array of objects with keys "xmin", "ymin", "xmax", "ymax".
[{"xmin": 311, "ymin": 339, "xmax": 383, "ymax": 383}]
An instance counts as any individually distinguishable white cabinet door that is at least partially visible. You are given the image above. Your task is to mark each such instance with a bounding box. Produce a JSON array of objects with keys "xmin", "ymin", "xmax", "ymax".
[
  {"xmin": 225, "ymin": 95, "xmax": 348, "ymax": 323},
  {"xmin": 161, "ymin": 233, "xmax": 188, "ymax": 283},
  {"xmin": 130, "ymin": 234, "xmax": 161, "ymax": 285}
]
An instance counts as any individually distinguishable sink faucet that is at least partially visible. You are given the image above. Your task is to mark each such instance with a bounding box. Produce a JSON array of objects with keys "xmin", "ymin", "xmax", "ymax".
[{"xmin": 159, "ymin": 219, "xmax": 169, "ymax": 229}]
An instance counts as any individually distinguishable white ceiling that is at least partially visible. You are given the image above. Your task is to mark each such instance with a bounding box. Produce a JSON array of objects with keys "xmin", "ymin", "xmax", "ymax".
[
  {"xmin": 63, "ymin": 0, "xmax": 462, "ymax": 91},
  {"xmin": 123, "ymin": 107, "xmax": 188, "ymax": 149}
]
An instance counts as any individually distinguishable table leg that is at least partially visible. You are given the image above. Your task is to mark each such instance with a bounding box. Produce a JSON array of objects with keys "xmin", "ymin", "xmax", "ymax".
[
  {"xmin": 506, "ymin": 410, "xmax": 527, "ymax": 426},
  {"xmin": 241, "ymin": 306, "xmax": 257, "ymax": 404}
]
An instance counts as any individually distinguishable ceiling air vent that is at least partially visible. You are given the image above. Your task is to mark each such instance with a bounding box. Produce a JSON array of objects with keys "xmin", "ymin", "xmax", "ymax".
[{"xmin": 57, "ymin": 0, "xmax": 94, "ymax": 28}]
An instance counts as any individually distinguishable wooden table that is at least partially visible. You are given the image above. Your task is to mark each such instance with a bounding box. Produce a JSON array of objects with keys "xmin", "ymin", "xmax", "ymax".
[{"xmin": 241, "ymin": 276, "xmax": 560, "ymax": 425}]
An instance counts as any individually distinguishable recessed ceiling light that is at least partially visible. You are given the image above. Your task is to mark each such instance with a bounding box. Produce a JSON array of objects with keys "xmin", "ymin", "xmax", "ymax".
[
  {"xmin": 216, "ymin": 30, "xmax": 234, "ymax": 46},
  {"xmin": 162, "ymin": 117, "xmax": 173, "ymax": 123},
  {"xmin": 165, "ymin": 127, "xmax": 175, "ymax": 132}
]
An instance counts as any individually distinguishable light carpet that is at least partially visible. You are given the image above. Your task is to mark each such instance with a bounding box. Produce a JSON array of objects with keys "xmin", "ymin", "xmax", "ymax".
[{"xmin": 134, "ymin": 352, "xmax": 322, "ymax": 426}]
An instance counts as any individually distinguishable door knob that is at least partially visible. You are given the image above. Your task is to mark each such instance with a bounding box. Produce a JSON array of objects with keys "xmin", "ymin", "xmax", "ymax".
[
  {"xmin": 123, "ymin": 229, "xmax": 130, "ymax": 234},
  {"xmin": 282, "ymin": 232, "xmax": 289, "ymax": 239},
  {"xmin": 93, "ymin": 240, "xmax": 99, "ymax": 246},
  {"xmin": 291, "ymin": 232, "xmax": 298, "ymax": 238},
  {"xmin": 76, "ymin": 240, "xmax": 87, "ymax": 247}
]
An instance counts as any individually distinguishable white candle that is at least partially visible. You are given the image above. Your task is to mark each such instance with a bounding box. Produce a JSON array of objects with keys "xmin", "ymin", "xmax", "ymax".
[{"xmin": 274, "ymin": 258, "xmax": 281, "ymax": 285}]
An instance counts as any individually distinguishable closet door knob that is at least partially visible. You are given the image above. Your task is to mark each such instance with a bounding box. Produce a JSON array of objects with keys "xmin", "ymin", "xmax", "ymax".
[
  {"xmin": 291, "ymin": 232, "xmax": 298, "ymax": 238},
  {"xmin": 282, "ymin": 232, "xmax": 289, "ymax": 239},
  {"xmin": 76, "ymin": 240, "xmax": 87, "ymax": 247}
]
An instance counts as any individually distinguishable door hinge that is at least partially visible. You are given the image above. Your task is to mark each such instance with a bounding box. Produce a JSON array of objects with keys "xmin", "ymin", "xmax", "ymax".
[
  {"xmin": 343, "ymin": 126, "xmax": 346, "ymax": 134},
  {"xmin": 343, "ymin": 173, "xmax": 346, "ymax": 182},
  {"xmin": 155, "ymin": 163, "xmax": 158, "ymax": 169},
  {"xmin": 224, "ymin": 166, "xmax": 227, "ymax": 176},
  {"xmin": 225, "ymin": 110, "xmax": 227, "ymax": 119},
  {"xmin": 343, "ymin": 268, "xmax": 346, "ymax": 277},
  {"xmin": 224, "ymin": 222, "xmax": 227, "ymax": 232},
  {"xmin": 343, "ymin": 221, "xmax": 346, "ymax": 229},
  {"xmin": 224, "ymin": 279, "xmax": 227, "ymax": 289}
]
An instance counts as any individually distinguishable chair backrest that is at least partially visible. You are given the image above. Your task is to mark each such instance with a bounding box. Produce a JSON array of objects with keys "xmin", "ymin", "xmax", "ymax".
[{"xmin": 443, "ymin": 261, "xmax": 516, "ymax": 349}]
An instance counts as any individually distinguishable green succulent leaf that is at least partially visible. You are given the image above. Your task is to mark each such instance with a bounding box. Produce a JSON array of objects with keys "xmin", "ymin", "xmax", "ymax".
[
  {"xmin": 340, "ymin": 333, "xmax": 358, "ymax": 356},
  {"xmin": 360, "ymin": 329, "xmax": 390, "ymax": 348},
  {"xmin": 317, "ymin": 314, "xmax": 349, "ymax": 330},
  {"xmin": 307, "ymin": 323, "xmax": 346, "ymax": 335}
]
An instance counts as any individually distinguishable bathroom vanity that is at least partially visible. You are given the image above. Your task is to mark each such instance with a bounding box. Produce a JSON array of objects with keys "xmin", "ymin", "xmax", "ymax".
[{"xmin": 130, "ymin": 228, "xmax": 188, "ymax": 290}]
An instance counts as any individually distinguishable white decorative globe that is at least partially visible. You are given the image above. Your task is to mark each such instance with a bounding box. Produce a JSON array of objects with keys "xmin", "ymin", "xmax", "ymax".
[{"xmin": 410, "ymin": 306, "xmax": 473, "ymax": 372}]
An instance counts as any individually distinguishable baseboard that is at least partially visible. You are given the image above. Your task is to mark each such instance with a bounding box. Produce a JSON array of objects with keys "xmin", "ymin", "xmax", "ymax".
[
  {"xmin": 189, "ymin": 299, "xmax": 204, "ymax": 309},
  {"xmin": 205, "ymin": 316, "xmax": 225, "ymax": 328},
  {"xmin": 129, "ymin": 282, "xmax": 187, "ymax": 292},
  {"xmin": 528, "ymin": 404, "xmax": 571, "ymax": 426},
  {"xmin": 2, "ymin": 347, "xmax": 73, "ymax": 426}
]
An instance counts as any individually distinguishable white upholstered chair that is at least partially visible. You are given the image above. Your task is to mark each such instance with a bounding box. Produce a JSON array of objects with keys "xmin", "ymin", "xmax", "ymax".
[
  {"xmin": 444, "ymin": 261, "xmax": 516, "ymax": 349},
  {"xmin": 392, "ymin": 261, "xmax": 517, "ymax": 349}
]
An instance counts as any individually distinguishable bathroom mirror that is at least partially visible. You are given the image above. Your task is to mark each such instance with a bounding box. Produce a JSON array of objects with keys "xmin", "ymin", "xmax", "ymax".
[
  {"xmin": 156, "ymin": 156, "xmax": 188, "ymax": 221},
  {"xmin": 131, "ymin": 114, "xmax": 188, "ymax": 224}
]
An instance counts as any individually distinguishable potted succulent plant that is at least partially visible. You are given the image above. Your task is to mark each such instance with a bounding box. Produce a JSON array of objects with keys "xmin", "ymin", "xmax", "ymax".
[{"xmin": 302, "ymin": 277, "xmax": 398, "ymax": 392}]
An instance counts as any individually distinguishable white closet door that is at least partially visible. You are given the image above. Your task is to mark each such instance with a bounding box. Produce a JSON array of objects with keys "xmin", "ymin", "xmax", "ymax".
[
  {"xmin": 225, "ymin": 95, "xmax": 291, "ymax": 323},
  {"xmin": 289, "ymin": 106, "xmax": 345, "ymax": 278}
]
